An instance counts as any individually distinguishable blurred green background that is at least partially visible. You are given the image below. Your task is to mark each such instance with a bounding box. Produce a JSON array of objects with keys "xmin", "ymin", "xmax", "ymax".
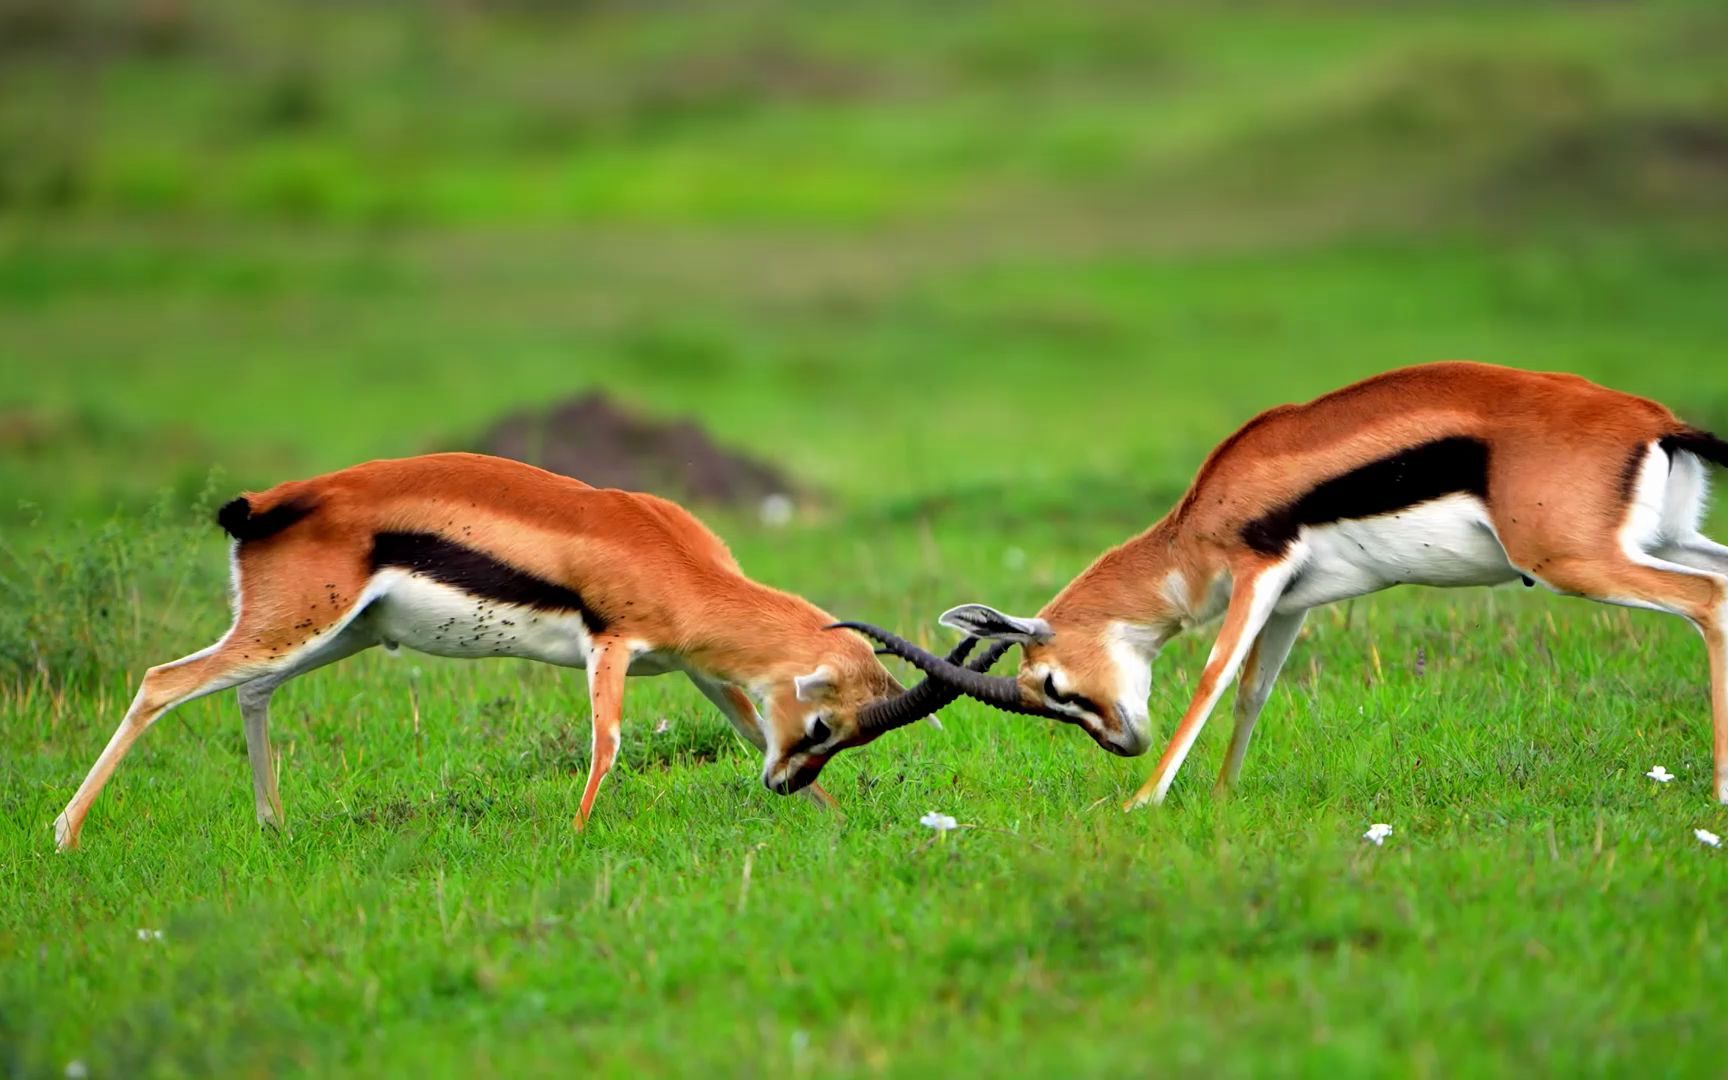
[
  {"xmin": 4, "ymin": 0, "xmax": 1726, "ymax": 526},
  {"xmin": 6, "ymin": 2, "xmax": 1728, "ymax": 1075}
]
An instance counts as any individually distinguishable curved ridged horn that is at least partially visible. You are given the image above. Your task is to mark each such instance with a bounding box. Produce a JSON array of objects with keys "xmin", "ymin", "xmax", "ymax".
[
  {"xmin": 831, "ymin": 622, "xmax": 1063, "ymax": 720},
  {"xmin": 852, "ymin": 635, "xmax": 1014, "ymax": 733}
]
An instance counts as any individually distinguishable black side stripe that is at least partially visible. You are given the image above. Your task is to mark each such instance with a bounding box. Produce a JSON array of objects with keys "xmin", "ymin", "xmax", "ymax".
[
  {"xmin": 1242, "ymin": 436, "xmax": 1491, "ymax": 557},
  {"xmin": 370, "ymin": 531, "xmax": 608, "ymax": 630}
]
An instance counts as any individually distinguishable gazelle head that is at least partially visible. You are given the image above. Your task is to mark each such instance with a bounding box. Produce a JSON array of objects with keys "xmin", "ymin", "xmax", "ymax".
[
  {"xmin": 759, "ymin": 634, "xmax": 1013, "ymax": 795},
  {"xmin": 831, "ymin": 602, "xmax": 1157, "ymax": 758}
]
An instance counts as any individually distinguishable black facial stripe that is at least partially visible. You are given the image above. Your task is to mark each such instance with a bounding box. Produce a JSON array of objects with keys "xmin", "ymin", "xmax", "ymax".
[
  {"xmin": 1241, "ymin": 436, "xmax": 1490, "ymax": 557},
  {"xmin": 1044, "ymin": 674, "xmax": 1106, "ymax": 719},
  {"xmin": 370, "ymin": 531, "xmax": 608, "ymax": 630},
  {"xmin": 791, "ymin": 723, "xmax": 833, "ymax": 756}
]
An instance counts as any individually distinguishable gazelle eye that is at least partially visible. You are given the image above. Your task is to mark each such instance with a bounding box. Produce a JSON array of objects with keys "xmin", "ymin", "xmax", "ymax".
[{"xmin": 808, "ymin": 717, "xmax": 832, "ymax": 744}]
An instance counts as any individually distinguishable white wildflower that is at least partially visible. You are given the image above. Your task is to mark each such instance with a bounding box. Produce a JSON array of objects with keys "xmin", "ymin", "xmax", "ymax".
[
  {"xmin": 1647, "ymin": 765, "xmax": 1674, "ymax": 783},
  {"xmin": 135, "ymin": 928, "xmax": 163, "ymax": 942},
  {"xmin": 919, "ymin": 811, "xmax": 958, "ymax": 832},
  {"xmin": 1363, "ymin": 823, "xmax": 1393, "ymax": 846},
  {"xmin": 1695, "ymin": 828, "xmax": 1721, "ymax": 848},
  {"xmin": 653, "ymin": 717, "xmax": 670, "ymax": 735},
  {"xmin": 758, "ymin": 493, "xmax": 795, "ymax": 528}
]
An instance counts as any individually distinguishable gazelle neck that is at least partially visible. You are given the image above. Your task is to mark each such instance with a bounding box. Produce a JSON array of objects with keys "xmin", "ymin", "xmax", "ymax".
[{"xmin": 675, "ymin": 571, "xmax": 841, "ymax": 687}]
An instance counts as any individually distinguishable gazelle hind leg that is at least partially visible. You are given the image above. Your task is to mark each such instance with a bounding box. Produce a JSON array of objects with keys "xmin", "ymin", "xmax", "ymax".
[
  {"xmin": 1539, "ymin": 552, "xmax": 1728, "ymax": 802},
  {"xmin": 238, "ymin": 627, "xmax": 375, "ymax": 830},
  {"xmin": 689, "ymin": 674, "xmax": 838, "ymax": 809},
  {"xmin": 56, "ymin": 639, "xmax": 263, "ymax": 851},
  {"xmin": 1215, "ymin": 608, "xmax": 1308, "ymax": 796},
  {"xmin": 1127, "ymin": 560, "xmax": 1293, "ymax": 811},
  {"xmin": 57, "ymin": 557, "xmax": 380, "ymax": 851}
]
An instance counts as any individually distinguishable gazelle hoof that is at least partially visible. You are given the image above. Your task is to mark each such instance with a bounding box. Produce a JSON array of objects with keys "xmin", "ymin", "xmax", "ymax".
[{"xmin": 53, "ymin": 813, "xmax": 78, "ymax": 852}]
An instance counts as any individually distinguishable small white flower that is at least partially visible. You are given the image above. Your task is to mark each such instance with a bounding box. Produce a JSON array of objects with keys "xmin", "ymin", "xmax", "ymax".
[
  {"xmin": 919, "ymin": 811, "xmax": 958, "ymax": 832},
  {"xmin": 135, "ymin": 928, "xmax": 163, "ymax": 942},
  {"xmin": 758, "ymin": 493, "xmax": 795, "ymax": 528},
  {"xmin": 1363, "ymin": 823, "xmax": 1393, "ymax": 846},
  {"xmin": 65, "ymin": 1062, "xmax": 88, "ymax": 1080},
  {"xmin": 1647, "ymin": 765, "xmax": 1674, "ymax": 783},
  {"xmin": 1695, "ymin": 828, "xmax": 1721, "ymax": 848},
  {"xmin": 653, "ymin": 718, "xmax": 671, "ymax": 735}
]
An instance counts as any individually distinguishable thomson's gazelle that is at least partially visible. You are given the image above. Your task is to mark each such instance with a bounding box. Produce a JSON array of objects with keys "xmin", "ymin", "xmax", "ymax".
[
  {"xmin": 54, "ymin": 452, "xmax": 1002, "ymax": 849},
  {"xmin": 838, "ymin": 362, "xmax": 1728, "ymax": 808}
]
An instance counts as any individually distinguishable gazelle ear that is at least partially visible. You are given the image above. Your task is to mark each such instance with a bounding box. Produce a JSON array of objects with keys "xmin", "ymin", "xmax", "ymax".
[
  {"xmin": 939, "ymin": 604, "xmax": 1053, "ymax": 644},
  {"xmin": 794, "ymin": 666, "xmax": 838, "ymax": 703}
]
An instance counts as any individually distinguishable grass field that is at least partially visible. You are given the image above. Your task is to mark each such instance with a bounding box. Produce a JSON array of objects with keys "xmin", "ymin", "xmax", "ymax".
[{"xmin": 5, "ymin": 1, "xmax": 1728, "ymax": 1075}]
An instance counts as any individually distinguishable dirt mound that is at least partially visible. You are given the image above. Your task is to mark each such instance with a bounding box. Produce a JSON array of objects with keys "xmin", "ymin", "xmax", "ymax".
[
  {"xmin": 1488, "ymin": 112, "xmax": 1728, "ymax": 211},
  {"xmin": 469, "ymin": 391, "xmax": 799, "ymax": 507}
]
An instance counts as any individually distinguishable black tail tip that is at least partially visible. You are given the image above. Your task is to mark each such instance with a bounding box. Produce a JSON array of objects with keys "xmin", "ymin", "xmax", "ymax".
[
  {"xmin": 216, "ymin": 496, "xmax": 253, "ymax": 540},
  {"xmin": 1663, "ymin": 429, "xmax": 1728, "ymax": 470},
  {"xmin": 215, "ymin": 494, "xmax": 316, "ymax": 542}
]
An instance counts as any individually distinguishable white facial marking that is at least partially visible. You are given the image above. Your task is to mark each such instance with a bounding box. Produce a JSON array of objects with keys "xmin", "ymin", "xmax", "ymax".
[{"xmin": 1107, "ymin": 623, "xmax": 1154, "ymax": 743}]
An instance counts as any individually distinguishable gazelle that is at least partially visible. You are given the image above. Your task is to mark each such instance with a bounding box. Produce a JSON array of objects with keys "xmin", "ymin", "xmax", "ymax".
[
  {"xmin": 837, "ymin": 362, "xmax": 1728, "ymax": 809},
  {"xmin": 54, "ymin": 452, "xmax": 1005, "ymax": 850}
]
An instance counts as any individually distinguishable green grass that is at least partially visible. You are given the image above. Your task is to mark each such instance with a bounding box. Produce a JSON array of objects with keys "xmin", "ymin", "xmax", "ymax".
[
  {"xmin": 6, "ymin": 0, "xmax": 1728, "ymax": 1075},
  {"xmin": 7, "ymin": 527, "xmax": 1728, "ymax": 1076}
]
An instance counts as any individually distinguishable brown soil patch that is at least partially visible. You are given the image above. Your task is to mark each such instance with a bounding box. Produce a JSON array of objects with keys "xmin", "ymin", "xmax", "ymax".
[{"xmin": 468, "ymin": 390, "xmax": 798, "ymax": 506}]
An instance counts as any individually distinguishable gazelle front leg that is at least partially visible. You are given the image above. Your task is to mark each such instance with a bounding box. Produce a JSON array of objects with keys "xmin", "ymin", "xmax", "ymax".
[
  {"xmin": 575, "ymin": 638, "xmax": 630, "ymax": 829},
  {"xmin": 1127, "ymin": 560, "xmax": 1293, "ymax": 810},
  {"xmin": 1215, "ymin": 607, "xmax": 1308, "ymax": 797}
]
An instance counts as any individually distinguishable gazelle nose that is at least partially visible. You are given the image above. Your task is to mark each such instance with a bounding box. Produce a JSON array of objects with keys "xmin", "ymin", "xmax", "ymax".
[
  {"xmin": 764, "ymin": 765, "xmax": 819, "ymax": 796},
  {"xmin": 1111, "ymin": 726, "xmax": 1151, "ymax": 757}
]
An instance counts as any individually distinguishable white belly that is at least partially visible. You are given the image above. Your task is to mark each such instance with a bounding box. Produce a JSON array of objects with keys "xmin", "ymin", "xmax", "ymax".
[
  {"xmin": 366, "ymin": 571, "xmax": 595, "ymax": 667},
  {"xmin": 1277, "ymin": 494, "xmax": 1519, "ymax": 613}
]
